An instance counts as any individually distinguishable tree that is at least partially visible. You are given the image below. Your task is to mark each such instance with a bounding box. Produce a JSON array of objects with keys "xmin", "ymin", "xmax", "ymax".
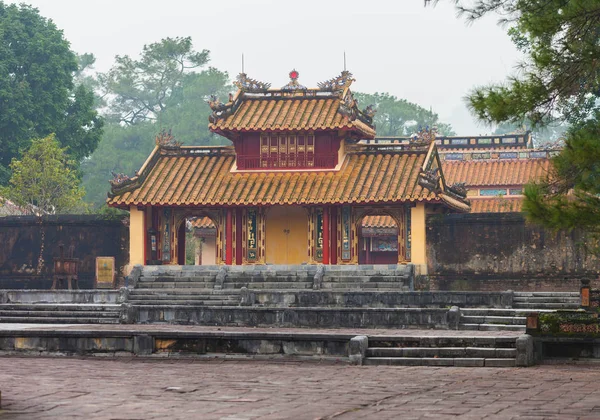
[
  {"xmin": 82, "ymin": 41, "xmax": 231, "ymax": 208},
  {"xmin": 448, "ymin": 0, "xmax": 600, "ymax": 126},
  {"xmin": 0, "ymin": 2, "xmax": 103, "ymax": 182},
  {"xmin": 432, "ymin": 1, "xmax": 600, "ymax": 240},
  {"xmin": 1, "ymin": 135, "xmax": 86, "ymax": 214},
  {"xmin": 100, "ymin": 37, "xmax": 210, "ymax": 125},
  {"xmin": 354, "ymin": 92, "xmax": 455, "ymax": 136}
]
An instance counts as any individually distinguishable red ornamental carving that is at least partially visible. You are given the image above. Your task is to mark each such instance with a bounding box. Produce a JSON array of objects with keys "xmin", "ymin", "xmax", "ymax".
[{"xmin": 289, "ymin": 70, "xmax": 299, "ymax": 80}]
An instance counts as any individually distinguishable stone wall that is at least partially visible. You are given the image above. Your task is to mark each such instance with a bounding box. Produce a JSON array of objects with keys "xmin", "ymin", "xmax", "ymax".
[
  {"xmin": 427, "ymin": 213, "xmax": 600, "ymax": 291},
  {"xmin": 0, "ymin": 215, "xmax": 129, "ymax": 289}
]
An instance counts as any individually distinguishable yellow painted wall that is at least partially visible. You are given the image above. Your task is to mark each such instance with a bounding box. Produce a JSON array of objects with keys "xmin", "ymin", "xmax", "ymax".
[
  {"xmin": 129, "ymin": 206, "xmax": 145, "ymax": 268},
  {"xmin": 410, "ymin": 203, "xmax": 428, "ymax": 275},
  {"xmin": 201, "ymin": 237, "xmax": 216, "ymax": 265},
  {"xmin": 265, "ymin": 206, "xmax": 309, "ymax": 264}
]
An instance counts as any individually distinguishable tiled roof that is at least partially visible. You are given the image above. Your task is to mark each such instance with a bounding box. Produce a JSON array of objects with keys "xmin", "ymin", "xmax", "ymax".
[
  {"xmin": 191, "ymin": 216, "xmax": 214, "ymax": 229},
  {"xmin": 362, "ymin": 215, "xmax": 397, "ymax": 228},
  {"xmin": 108, "ymin": 145, "xmax": 468, "ymax": 210},
  {"xmin": 442, "ymin": 159, "xmax": 551, "ymax": 187},
  {"xmin": 469, "ymin": 198, "xmax": 523, "ymax": 213},
  {"xmin": 210, "ymin": 95, "xmax": 375, "ymax": 138}
]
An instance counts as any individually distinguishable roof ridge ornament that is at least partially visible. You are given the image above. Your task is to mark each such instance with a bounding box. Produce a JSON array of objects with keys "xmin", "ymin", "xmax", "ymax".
[
  {"xmin": 155, "ymin": 129, "xmax": 181, "ymax": 149},
  {"xmin": 281, "ymin": 69, "xmax": 306, "ymax": 91},
  {"xmin": 234, "ymin": 73, "xmax": 271, "ymax": 93},
  {"xmin": 318, "ymin": 70, "xmax": 355, "ymax": 92},
  {"xmin": 411, "ymin": 126, "xmax": 437, "ymax": 144}
]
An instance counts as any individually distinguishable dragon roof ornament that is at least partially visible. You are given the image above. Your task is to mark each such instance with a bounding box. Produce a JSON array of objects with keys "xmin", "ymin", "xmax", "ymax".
[
  {"xmin": 155, "ymin": 129, "xmax": 181, "ymax": 149},
  {"xmin": 317, "ymin": 70, "xmax": 355, "ymax": 92},
  {"xmin": 234, "ymin": 73, "xmax": 271, "ymax": 93}
]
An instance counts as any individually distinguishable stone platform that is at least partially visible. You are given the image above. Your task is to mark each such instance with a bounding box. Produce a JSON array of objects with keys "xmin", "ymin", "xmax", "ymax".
[{"xmin": 0, "ymin": 324, "xmax": 529, "ymax": 367}]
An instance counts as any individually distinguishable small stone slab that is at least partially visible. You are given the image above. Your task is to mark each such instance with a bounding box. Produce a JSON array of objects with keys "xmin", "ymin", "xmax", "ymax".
[{"xmin": 484, "ymin": 358, "xmax": 516, "ymax": 367}]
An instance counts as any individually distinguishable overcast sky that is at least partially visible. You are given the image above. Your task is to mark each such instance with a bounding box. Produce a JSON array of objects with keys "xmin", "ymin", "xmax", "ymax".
[{"xmin": 16, "ymin": 0, "xmax": 522, "ymax": 135}]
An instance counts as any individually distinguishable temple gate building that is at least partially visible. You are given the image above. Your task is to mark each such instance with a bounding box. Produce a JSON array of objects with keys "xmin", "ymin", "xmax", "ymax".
[{"xmin": 108, "ymin": 71, "xmax": 470, "ymax": 274}]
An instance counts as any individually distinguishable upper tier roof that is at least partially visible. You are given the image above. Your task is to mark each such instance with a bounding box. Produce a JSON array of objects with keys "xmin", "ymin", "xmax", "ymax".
[{"xmin": 208, "ymin": 71, "xmax": 376, "ymax": 140}]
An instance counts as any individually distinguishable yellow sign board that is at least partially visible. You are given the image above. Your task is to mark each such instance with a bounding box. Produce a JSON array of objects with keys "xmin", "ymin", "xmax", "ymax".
[{"xmin": 95, "ymin": 257, "xmax": 115, "ymax": 288}]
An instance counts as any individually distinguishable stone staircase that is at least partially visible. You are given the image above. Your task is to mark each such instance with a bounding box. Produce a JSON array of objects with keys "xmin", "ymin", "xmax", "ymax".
[
  {"xmin": 128, "ymin": 289, "xmax": 240, "ymax": 306},
  {"xmin": 363, "ymin": 335, "xmax": 518, "ymax": 367},
  {"xmin": 459, "ymin": 308, "xmax": 528, "ymax": 332},
  {"xmin": 513, "ymin": 292, "xmax": 580, "ymax": 310},
  {"xmin": 223, "ymin": 266, "xmax": 315, "ymax": 290},
  {"xmin": 320, "ymin": 265, "xmax": 412, "ymax": 291},
  {"xmin": 0, "ymin": 303, "xmax": 122, "ymax": 324}
]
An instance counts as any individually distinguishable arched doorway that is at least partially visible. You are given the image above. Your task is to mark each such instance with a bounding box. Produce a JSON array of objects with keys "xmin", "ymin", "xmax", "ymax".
[
  {"xmin": 265, "ymin": 206, "xmax": 309, "ymax": 264},
  {"xmin": 176, "ymin": 215, "xmax": 218, "ymax": 265},
  {"xmin": 358, "ymin": 214, "xmax": 399, "ymax": 264}
]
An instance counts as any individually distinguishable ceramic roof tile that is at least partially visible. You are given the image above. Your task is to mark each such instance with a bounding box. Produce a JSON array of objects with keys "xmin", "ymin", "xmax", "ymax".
[
  {"xmin": 108, "ymin": 147, "xmax": 450, "ymax": 207},
  {"xmin": 442, "ymin": 159, "xmax": 551, "ymax": 187},
  {"xmin": 210, "ymin": 96, "xmax": 376, "ymax": 138}
]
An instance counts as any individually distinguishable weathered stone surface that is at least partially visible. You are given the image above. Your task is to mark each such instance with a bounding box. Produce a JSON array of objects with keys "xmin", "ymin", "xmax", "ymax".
[
  {"xmin": 448, "ymin": 306, "xmax": 460, "ymax": 330},
  {"xmin": 349, "ymin": 335, "xmax": 368, "ymax": 365},
  {"xmin": 427, "ymin": 213, "xmax": 600, "ymax": 291},
  {"xmin": 133, "ymin": 334, "xmax": 154, "ymax": 355},
  {"xmin": 516, "ymin": 334, "xmax": 535, "ymax": 366}
]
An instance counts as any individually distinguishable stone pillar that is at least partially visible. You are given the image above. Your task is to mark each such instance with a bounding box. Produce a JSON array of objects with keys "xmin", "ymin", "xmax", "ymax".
[
  {"xmin": 410, "ymin": 203, "xmax": 427, "ymax": 275},
  {"xmin": 349, "ymin": 335, "xmax": 369, "ymax": 365},
  {"xmin": 516, "ymin": 334, "xmax": 535, "ymax": 367},
  {"xmin": 129, "ymin": 206, "xmax": 146, "ymax": 268},
  {"xmin": 323, "ymin": 206, "xmax": 330, "ymax": 265},
  {"xmin": 225, "ymin": 208, "xmax": 233, "ymax": 265}
]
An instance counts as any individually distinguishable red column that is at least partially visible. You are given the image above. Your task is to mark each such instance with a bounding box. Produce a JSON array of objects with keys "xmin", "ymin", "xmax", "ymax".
[
  {"xmin": 235, "ymin": 208, "xmax": 243, "ymax": 265},
  {"xmin": 323, "ymin": 206, "xmax": 329, "ymax": 265},
  {"xmin": 330, "ymin": 207, "xmax": 337, "ymax": 264},
  {"xmin": 226, "ymin": 208, "xmax": 233, "ymax": 265}
]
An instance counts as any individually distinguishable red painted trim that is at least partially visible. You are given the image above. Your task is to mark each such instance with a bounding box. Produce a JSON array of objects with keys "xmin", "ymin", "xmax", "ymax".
[
  {"xmin": 330, "ymin": 207, "xmax": 337, "ymax": 265},
  {"xmin": 235, "ymin": 208, "xmax": 243, "ymax": 265},
  {"xmin": 323, "ymin": 206, "xmax": 329, "ymax": 265},
  {"xmin": 226, "ymin": 208, "xmax": 233, "ymax": 265}
]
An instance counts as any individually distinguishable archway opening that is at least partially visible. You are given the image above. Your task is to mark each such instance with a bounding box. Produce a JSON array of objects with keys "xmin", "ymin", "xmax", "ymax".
[
  {"xmin": 177, "ymin": 216, "xmax": 217, "ymax": 265},
  {"xmin": 358, "ymin": 214, "xmax": 399, "ymax": 264}
]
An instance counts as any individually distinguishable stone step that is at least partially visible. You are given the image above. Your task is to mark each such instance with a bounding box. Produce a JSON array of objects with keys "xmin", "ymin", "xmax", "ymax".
[
  {"xmin": 323, "ymin": 276, "xmax": 408, "ymax": 282},
  {"xmin": 130, "ymin": 300, "xmax": 239, "ymax": 306},
  {"xmin": 460, "ymin": 316, "xmax": 527, "ymax": 325},
  {"xmin": 321, "ymin": 283, "xmax": 409, "ymax": 290},
  {"xmin": 460, "ymin": 308, "xmax": 549, "ymax": 317},
  {"xmin": 131, "ymin": 288, "xmax": 237, "ymax": 295},
  {"xmin": 139, "ymin": 276, "xmax": 217, "ymax": 282},
  {"xmin": 141, "ymin": 282, "xmax": 216, "ymax": 289},
  {"xmin": 0, "ymin": 304, "xmax": 122, "ymax": 311},
  {"xmin": 512, "ymin": 303, "xmax": 580, "ymax": 309},
  {"xmin": 460, "ymin": 323, "xmax": 526, "ymax": 332},
  {"xmin": 224, "ymin": 282, "xmax": 313, "ymax": 289},
  {"xmin": 363, "ymin": 357, "xmax": 516, "ymax": 367},
  {"xmin": 513, "ymin": 296, "xmax": 580, "ymax": 303},
  {"xmin": 128, "ymin": 294, "xmax": 238, "ymax": 300},
  {"xmin": 367, "ymin": 336, "xmax": 516, "ymax": 349},
  {"xmin": 0, "ymin": 310, "xmax": 120, "ymax": 318},
  {"xmin": 366, "ymin": 347, "xmax": 517, "ymax": 358},
  {"xmin": 513, "ymin": 292, "xmax": 580, "ymax": 297},
  {"xmin": 0, "ymin": 316, "xmax": 120, "ymax": 324}
]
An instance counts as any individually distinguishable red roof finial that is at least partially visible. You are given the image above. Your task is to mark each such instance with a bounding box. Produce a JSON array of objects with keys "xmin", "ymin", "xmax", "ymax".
[{"xmin": 289, "ymin": 69, "xmax": 299, "ymax": 80}]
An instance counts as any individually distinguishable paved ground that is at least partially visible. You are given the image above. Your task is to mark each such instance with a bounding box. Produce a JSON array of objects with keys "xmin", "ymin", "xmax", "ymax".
[{"xmin": 1, "ymin": 357, "xmax": 600, "ymax": 420}]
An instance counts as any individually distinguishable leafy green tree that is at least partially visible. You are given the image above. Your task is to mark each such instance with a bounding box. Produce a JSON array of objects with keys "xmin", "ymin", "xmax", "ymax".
[
  {"xmin": 448, "ymin": 0, "xmax": 600, "ymax": 126},
  {"xmin": 433, "ymin": 1, "xmax": 600, "ymax": 243},
  {"xmin": 493, "ymin": 121, "xmax": 568, "ymax": 147},
  {"xmin": 100, "ymin": 37, "xmax": 210, "ymax": 124},
  {"xmin": 1, "ymin": 135, "xmax": 86, "ymax": 214},
  {"xmin": 82, "ymin": 41, "xmax": 231, "ymax": 207},
  {"xmin": 0, "ymin": 2, "xmax": 103, "ymax": 182},
  {"xmin": 354, "ymin": 92, "xmax": 455, "ymax": 136}
]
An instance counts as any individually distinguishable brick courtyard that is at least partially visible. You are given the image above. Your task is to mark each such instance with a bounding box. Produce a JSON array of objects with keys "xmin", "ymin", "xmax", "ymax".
[{"xmin": 1, "ymin": 357, "xmax": 600, "ymax": 419}]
